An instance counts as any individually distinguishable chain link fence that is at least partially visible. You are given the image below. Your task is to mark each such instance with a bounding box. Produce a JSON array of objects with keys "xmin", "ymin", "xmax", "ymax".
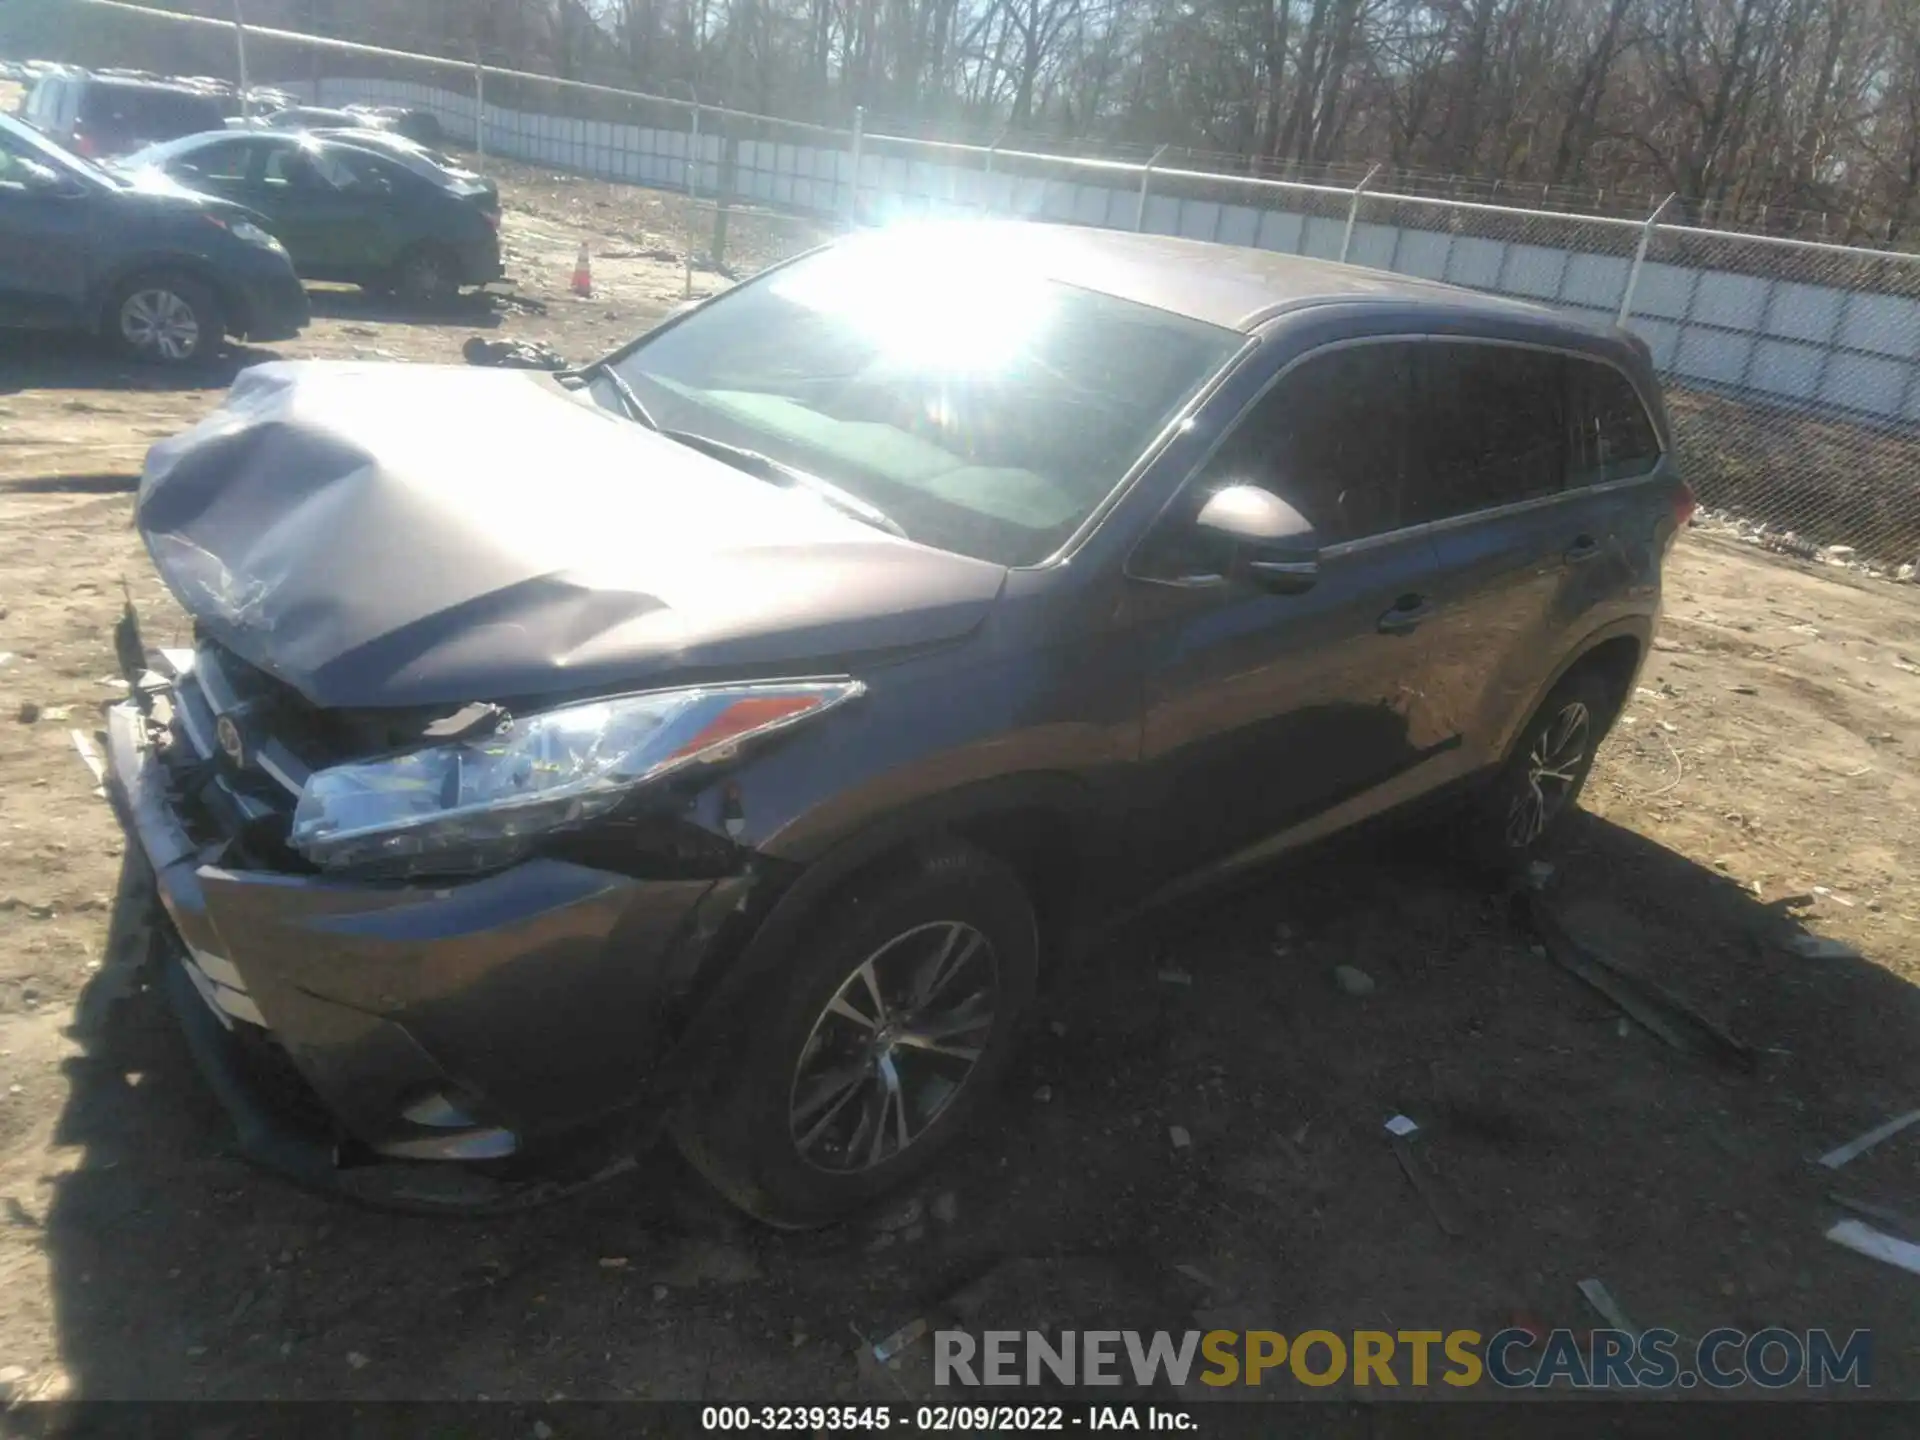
[{"xmin": 35, "ymin": 0, "xmax": 1920, "ymax": 573}]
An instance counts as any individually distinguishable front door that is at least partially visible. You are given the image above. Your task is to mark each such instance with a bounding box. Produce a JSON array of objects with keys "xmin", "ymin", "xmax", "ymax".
[{"xmin": 1127, "ymin": 339, "xmax": 1451, "ymax": 889}]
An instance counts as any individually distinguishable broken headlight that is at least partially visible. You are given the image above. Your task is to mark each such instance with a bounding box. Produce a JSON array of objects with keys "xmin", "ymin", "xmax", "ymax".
[{"xmin": 289, "ymin": 680, "xmax": 862, "ymax": 878}]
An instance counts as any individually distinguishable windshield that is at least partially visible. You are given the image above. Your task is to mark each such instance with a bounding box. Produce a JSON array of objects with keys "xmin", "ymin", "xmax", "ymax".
[
  {"xmin": 0, "ymin": 111, "xmax": 117, "ymax": 188},
  {"xmin": 602, "ymin": 228, "xmax": 1240, "ymax": 567},
  {"xmin": 119, "ymin": 132, "xmax": 217, "ymax": 169}
]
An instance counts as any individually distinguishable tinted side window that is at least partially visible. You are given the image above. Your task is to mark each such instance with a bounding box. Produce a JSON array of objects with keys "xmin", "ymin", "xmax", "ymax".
[
  {"xmin": 1412, "ymin": 343, "xmax": 1566, "ymax": 522},
  {"xmin": 176, "ymin": 139, "xmax": 252, "ymax": 181},
  {"xmin": 1213, "ymin": 343, "xmax": 1414, "ymax": 543},
  {"xmin": 1568, "ymin": 359, "xmax": 1660, "ymax": 484},
  {"xmin": 1132, "ymin": 342, "xmax": 1415, "ymax": 580}
]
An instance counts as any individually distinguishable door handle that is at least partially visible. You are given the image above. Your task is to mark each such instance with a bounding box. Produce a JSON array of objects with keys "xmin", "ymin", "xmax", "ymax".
[
  {"xmin": 1378, "ymin": 594, "xmax": 1434, "ymax": 635},
  {"xmin": 1564, "ymin": 535, "xmax": 1601, "ymax": 564}
]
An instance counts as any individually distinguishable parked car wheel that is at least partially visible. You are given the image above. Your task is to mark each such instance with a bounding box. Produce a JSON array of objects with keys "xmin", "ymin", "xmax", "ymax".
[
  {"xmin": 390, "ymin": 243, "xmax": 460, "ymax": 307},
  {"xmin": 110, "ymin": 272, "xmax": 221, "ymax": 364},
  {"xmin": 1467, "ymin": 665, "xmax": 1620, "ymax": 870},
  {"xmin": 674, "ymin": 842, "xmax": 1038, "ymax": 1228}
]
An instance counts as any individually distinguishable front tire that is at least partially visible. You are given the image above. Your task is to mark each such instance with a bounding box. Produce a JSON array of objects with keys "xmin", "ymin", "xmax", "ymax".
[
  {"xmin": 673, "ymin": 842, "xmax": 1038, "ymax": 1228},
  {"xmin": 110, "ymin": 272, "xmax": 221, "ymax": 365},
  {"xmin": 1465, "ymin": 666, "xmax": 1620, "ymax": 872}
]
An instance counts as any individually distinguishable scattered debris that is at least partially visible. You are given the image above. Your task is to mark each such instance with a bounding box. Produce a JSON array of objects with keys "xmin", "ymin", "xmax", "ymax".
[
  {"xmin": 651, "ymin": 1284, "xmax": 669, "ymax": 1301},
  {"xmin": 1525, "ymin": 898, "xmax": 1754, "ymax": 1070},
  {"xmin": 1525, "ymin": 860, "xmax": 1556, "ymax": 891},
  {"xmin": 597, "ymin": 1256, "xmax": 628, "ymax": 1269},
  {"xmin": 1577, "ymin": 1278, "xmax": 1641, "ymax": 1340},
  {"xmin": 534, "ymin": 1422, "xmax": 555, "ymax": 1440},
  {"xmin": 1046, "ymin": 1020, "xmax": 1067, "ymax": 1038},
  {"xmin": 1816, "ymin": 1110, "xmax": 1920, "ymax": 1171},
  {"xmin": 70, "ymin": 730, "xmax": 106, "ymax": 792},
  {"xmin": 1157, "ymin": 967, "xmax": 1193, "ymax": 986},
  {"xmin": 1384, "ymin": 1114, "xmax": 1420, "ymax": 1138},
  {"xmin": 1730, "ymin": 684, "xmax": 1759, "ymax": 696},
  {"xmin": 1168, "ymin": 1125, "xmax": 1192, "ymax": 1150},
  {"xmin": 1033, "ymin": 1084, "xmax": 1053, "ymax": 1103},
  {"xmin": 931, "ymin": 1191, "xmax": 959, "ymax": 1225},
  {"xmin": 346, "ymin": 1351, "xmax": 370, "ymax": 1370},
  {"xmin": 1332, "ymin": 964, "xmax": 1376, "ymax": 996},
  {"xmin": 871, "ymin": 1317, "xmax": 927, "ymax": 1364},
  {"xmin": 1826, "ymin": 1219, "xmax": 1920, "ymax": 1278},
  {"xmin": 15, "ymin": 701, "xmax": 38, "ymax": 724},
  {"xmin": 1173, "ymin": 1263, "xmax": 1220, "ymax": 1292},
  {"xmin": 462, "ymin": 336, "xmax": 568, "ymax": 371},
  {"xmin": 1785, "ymin": 933, "xmax": 1862, "ymax": 962}
]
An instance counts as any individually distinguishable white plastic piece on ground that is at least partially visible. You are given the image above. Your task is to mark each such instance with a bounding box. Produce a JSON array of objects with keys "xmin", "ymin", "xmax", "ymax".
[
  {"xmin": 1816, "ymin": 1109, "xmax": 1920, "ymax": 1170},
  {"xmin": 1384, "ymin": 1114, "xmax": 1420, "ymax": 1138},
  {"xmin": 1577, "ymin": 1278, "xmax": 1640, "ymax": 1339},
  {"xmin": 1826, "ymin": 1219, "xmax": 1920, "ymax": 1278}
]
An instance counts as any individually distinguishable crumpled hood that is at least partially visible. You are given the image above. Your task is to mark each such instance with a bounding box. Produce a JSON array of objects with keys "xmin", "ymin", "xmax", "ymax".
[{"xmin": 138, "ymin": 362, "xmax": 1007, "ymax": 708}]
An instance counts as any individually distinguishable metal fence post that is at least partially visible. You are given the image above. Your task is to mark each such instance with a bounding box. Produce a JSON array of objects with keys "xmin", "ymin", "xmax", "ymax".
[
  {"xmin": 1618, "ymin": 193, "xmax": 1676, "ymax": 324},
  {"xmin": 684, "ymin": 96, "xmax": 701, "ymax": 300},
  {"xmin": 232, "ymin": 0, "xmax": 250, "ymax": 121},
  {"xmin": 1135, "ymin": 143, "xmax": 1168, "ymax": 232},
  {"xmin": 844, "ymin": 105, "xmax": 865, "ymax": 229},
  {"xmin": 1339, "ymin": 163, "xmax": 1381, "ymax": 263},
  {"xmin": 474, "ymin": 61, "xmax": 485, "ymax": 161}
]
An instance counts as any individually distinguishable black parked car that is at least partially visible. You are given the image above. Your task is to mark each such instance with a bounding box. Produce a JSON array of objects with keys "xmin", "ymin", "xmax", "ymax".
[
  {"xmin": 0, "ymin": 113, "xmax": 308, "ymax": 362},
  {"xmin": 122, "ymin": 129, "xmax": 502, "ymax": 303},
  {"xmin": 106, "ymin": 222, "xmax": 1690, "ymax": 1222},
  {"xmin": 21, "ymin": 69, "xmax": 227, "ymax": 158}
]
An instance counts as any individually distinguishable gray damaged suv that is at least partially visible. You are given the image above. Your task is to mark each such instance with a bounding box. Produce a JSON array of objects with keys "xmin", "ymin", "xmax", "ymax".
[{"xmin": 105, "ymin": 221, "xmax": 1692, "ymax": 1224}]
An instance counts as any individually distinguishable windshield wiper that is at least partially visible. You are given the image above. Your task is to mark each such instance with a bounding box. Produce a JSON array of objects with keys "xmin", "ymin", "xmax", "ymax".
[
  {"xmin": 556, "ymin": 360, "xmax": 658, "ymax": 431},
  {"xmin": 662, "ymin": 429, "xmax": 909, "ymax": 540}
]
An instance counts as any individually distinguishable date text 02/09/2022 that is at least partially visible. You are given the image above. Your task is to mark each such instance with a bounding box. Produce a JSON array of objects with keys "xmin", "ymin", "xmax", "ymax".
[{"xmin": 699, "ymin": 1405, "xmax": 1193, "ymax": 1430}]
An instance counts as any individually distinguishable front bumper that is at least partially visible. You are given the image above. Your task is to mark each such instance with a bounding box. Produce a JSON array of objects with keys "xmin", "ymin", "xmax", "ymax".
[
  {"xmin": 231, "ymin": 261, "xmax": 310, "ymax": 342},
  {"xmin": 102, "ymin": 690, "xmax": 717, "ymax": 1210}
]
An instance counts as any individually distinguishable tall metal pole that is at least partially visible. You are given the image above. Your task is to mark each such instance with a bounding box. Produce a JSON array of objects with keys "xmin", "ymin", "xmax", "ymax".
[
  {"xmin": 474, "ymin": 59, "xmax": 485, "ymax": 161},
  {"xmin": 845, "ymin": 105, "xmax": 865, "ymax": 229},
  {"xmin": 1135, "ymin": 143, "xmax": 1168, "ymax": 232},
  {"xmin": 233, "ymin": 0, "xmax": 250, "ymax": 122},
  {"xmin": 1618, "ymin": 193, "xmax": 1677, "ymax": 325},
  {"xmin": 1339, "ymin": 163, "xmax": 1381, "ymax": 263}
]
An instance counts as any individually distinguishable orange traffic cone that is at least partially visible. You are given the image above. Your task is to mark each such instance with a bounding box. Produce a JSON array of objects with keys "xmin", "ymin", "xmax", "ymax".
[{"xmin": 571, "ymin": 242, "xmax": 593, "ymax": 297}]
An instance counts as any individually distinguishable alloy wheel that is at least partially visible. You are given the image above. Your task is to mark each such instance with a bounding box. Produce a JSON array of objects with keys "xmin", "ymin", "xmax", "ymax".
[
  {"xmin": 1505, "ymin": 701, "xmax": 1591, "ymax": 847},
  {"xmin": 120, "ymin": 289, "xmax": 200, "ymax": 362},
  {"xmin": 788, "ymin": 920, "xmax": 999, "ymax": 1174}
]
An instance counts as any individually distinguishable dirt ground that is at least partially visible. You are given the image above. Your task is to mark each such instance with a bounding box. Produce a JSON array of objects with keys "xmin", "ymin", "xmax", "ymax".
[{"xmin": 1, "ymin": 162, "xmax": 1918, "ymax": 1408}]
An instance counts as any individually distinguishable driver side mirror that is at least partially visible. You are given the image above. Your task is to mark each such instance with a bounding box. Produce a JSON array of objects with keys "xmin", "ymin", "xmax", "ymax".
[{"xmin": 1194, "ymin": 484, "xmax": 1320, "ymax": 595}]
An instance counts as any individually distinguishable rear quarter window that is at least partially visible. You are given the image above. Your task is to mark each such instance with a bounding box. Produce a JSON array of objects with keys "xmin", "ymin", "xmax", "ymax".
[{"xmin": 1568, "ymin": 358, "xmax": 1662, "ymax": 484}]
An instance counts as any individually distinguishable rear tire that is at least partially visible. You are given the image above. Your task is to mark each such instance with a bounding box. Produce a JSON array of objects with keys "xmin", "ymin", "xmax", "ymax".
[
  {"xmin": 673, "ymin": 841, "xmax": 1038, "ymax": 1229},
  {"xmin": 1463, "ymin": 666, "xmax": 1620, "ymax": 874},
  {"xmin": 109, "ymin": 271, "xmax": 222, "ymax": 365},
  {"xmin": 391, "ymin": 243, "xmax": 460, "ymax": 307}
]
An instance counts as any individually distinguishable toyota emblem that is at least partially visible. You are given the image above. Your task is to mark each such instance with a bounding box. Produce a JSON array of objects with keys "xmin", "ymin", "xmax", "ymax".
[{"xmin": 215, "ymin": 714, "xmax": 246, "ymax": 766}]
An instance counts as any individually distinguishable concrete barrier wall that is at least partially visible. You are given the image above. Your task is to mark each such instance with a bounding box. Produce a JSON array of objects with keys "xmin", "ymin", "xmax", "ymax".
[{"xmin": 307, "ymin": 76, "xmax": 1920, "ymax": 427}]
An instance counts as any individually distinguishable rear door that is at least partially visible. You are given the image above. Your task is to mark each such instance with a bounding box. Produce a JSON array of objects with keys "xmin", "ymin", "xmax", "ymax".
[
  {"xmin": 1407, "ymin": 340, "xmax": 1645, "ymax": 769},
  {"xmin": 0, "ymin": 133, "xmax": 94, "ymax": 328},
  {"xmin": 1128, "ymin": 339, "xmax": 1451, "ymax": 888},
  {"xmin": 252, "ymin": 139, "xmax": 365, "ymax": 275}
]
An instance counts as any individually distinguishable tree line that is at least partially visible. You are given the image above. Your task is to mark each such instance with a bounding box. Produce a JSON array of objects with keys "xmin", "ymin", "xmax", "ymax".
[{"xmin": 38, "ymin": 0, "xmax": 1920, "ymax": 243}]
